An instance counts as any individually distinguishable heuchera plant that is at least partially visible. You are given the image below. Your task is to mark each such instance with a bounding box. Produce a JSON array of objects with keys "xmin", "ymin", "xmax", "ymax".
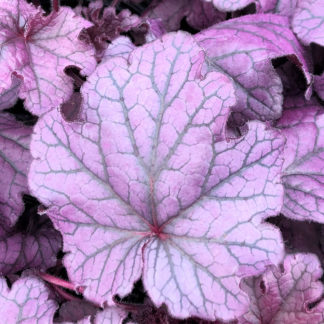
[{"xmin": 1, "ymin": 0, "xmax": 324, "ymax": 323}]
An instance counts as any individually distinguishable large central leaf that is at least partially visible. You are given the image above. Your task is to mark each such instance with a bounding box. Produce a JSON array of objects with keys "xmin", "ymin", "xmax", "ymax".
[{"xmin": 29, "ymin": 32, "xmax": 284, "ymax": 321}]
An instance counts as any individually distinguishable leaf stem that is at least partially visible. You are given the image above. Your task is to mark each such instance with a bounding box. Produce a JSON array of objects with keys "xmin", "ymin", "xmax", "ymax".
[
  {"xmin": 53, "ymin": 285, "xmax": 80, "ymax": 302},
  {"xmin": 38, "ymin": 271, "xmax": 76, "ymax": 291},
  {"xmin": 110, "ymin": 0, "xmax": 120, "ymax": 7},
  {"xmin": 52, "ymin": 0, "xmax": 59, "ymax": 12}
]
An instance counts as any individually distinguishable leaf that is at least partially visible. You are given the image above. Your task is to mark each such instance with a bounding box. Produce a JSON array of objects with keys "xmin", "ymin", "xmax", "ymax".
[
  {"xmin": 0, "ymin": 275, "xmax": 57, "ymax": 324},
  {"xmin": 55, "ymin": 300, "xmax": 98, "ymax": 323},
  {"xmin": 195, "ymin": 14, "xmax": 312, "ymax": 125},
  {"xmin": 292, "ymin": 0, "xmax": 324, "ymax": 46},
  {"xmin": 0, "ymin": 0, "xmax": 96, "ymax": 115},
  {"xmin": 147, "ymin": 0, "xmax": 190, "ymax": 31},
  {"xmin": 147, "ymin": 0, "xmax": 225, "ymax": 32},
  {"xmin": 0, "ymin": 74, "xmax": 21, "ymax": 110},
  {"xmin": 0, "ymin": 113, "xmax": 32, "ymax": 227},
  {"xmin": 315, "ymin": 74, "xmax": 324, "ymax": 101},
  {"xmin": 102, "ymin": 36, "xmax": 136, "ymax": 62},
  {"xmin": 0, "ymin": 216, "xmax": 62, "ymax": 275},
  {"xmin": 29, "ymin": 32, "xmax": 284, "ymax": 321},
  {"xmin": 76, "ymin": 1, "xmax": 142, "ymax": 61},
  {"xmin": 239, "ymin": 253, "xmax": 324, "ymax": 324},
  {"xmin": 204, "ymin": 0, "xmax": 276, "ymax": 12},
  {"xmin": 266, "ymin": 0, "xmax": 297, "ymax": 18},
  {"xmin": 187, "ymin": 0, "xmax": 226, "ymax": 30},
  {"xmin": 93, "ymin": 307, "xmax": 128, "ymax": 324},
  {"xmin": 276, "ymin": 96, "xmax": 324, "ymax": 223}
]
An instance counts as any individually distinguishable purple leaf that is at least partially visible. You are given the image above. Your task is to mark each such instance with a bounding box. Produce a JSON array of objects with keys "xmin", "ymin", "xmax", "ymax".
[
  {"xmin": 276, "ymin": 96, "xmax": 324, "ymax": 222},
  {"xmin": 0, "ymin": 113, "xmax": 32, "ymax": 227},
  {"xmin": 315, "ymin": 74, "xmax": 324, "ymax": 101},
  {"xmin": 0, "ymin": 0, "xmax": 96, "ymax": 115},
  {"xmin": 292, "ymin": 0, "xmax": 324, "ymax": 46},
  {"xmin": 29, "ymin": 32, "xmax": 284, "ymax": 321},
  {"xmin": 195, "ymin": 14, "xmax": 312, "ymax": 125},
  {"xmin": 0, "ymin": 216, "xmax": 62, "ymax": 275},
  {"xmin": 239, "ymin": 253, "xmax": 324, "ymax": 324},
  {"xmin": 143, "ymin": 19, "xmax": 166, "ymax": 42},
  {"xmin": 0, "ymin": 275, "xmax": 57, "ymax": 324},
  {"xmin": 60, "ymin": 93, "xmax": 83, "ymax": 123},
  {"xmin": 0, "ymin": 74, "xmax": 22, "ymax": 110},
  {"xmin": 187, "ymin": 0, "xmax": 226, "ymax": 30},
  {"xmin": 147, "ymin": 0, "xmax": 225, "ymax": 32},
  {"xmin": 55, "ymin": 300, "xmax": 98, "ymax": 323},
  {"xmin": 147, "ymin": 0, "xmax": 190, "ymax": 31},
  {"xmin": 76, "ymin": 1, "xmax": 142, "ymax": 61}
]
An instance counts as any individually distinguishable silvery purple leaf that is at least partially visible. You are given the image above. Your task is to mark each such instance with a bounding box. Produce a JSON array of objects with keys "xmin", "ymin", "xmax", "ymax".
[
  {"xmin": 102, "ymin": 36, "xmax": 136, "ymax": 62},
  {"xmin": 0, "ymin": 216, "xmax": 62, "ymax": 276},
  {"xmin": 29, "ymin": 32, "xmax": 284, "ymax": 321},
  {"xmin": 292, "ymin": 0, "xmax": 324, "ymax": 46},
  {"xmin": 0, "ymin": 0, "xmax": 96, "ymax": 115},
  {"xmin": 267, "ymin": 0, "xmax": 297, "ymax": 18},
  {"xmin": 203, "ymin": 0, "xmax": 276, "ymax": 12},
  {"xmin": 0, "ymin": 113, "xmax": 32, "ymax": 226},
  {"xmin": 276, "ymin": 96, "xmax": 324, "ymax": 222},
  {"xmin": 239, "ymin": 253, "xmax": 324, "ymax": 324},
  {"xmin": 0, "ymin": 275, "xmax": 57, "ymax": 324},
  {"xmin": 0, "ymin": 74, "xmax": 21, "ymax": 110},
  {"xmin": 196, "ymin": 13, "xmax": 312, "ymax": 125}
]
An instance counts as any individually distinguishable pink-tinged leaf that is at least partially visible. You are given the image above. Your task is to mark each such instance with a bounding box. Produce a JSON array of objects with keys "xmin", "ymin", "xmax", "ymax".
[
  {"xmin": 0, "ymin": 216, "xmax": 62, "ymax": 275},
  {"xmin": 315, "ymin": 74, "xmax": 324, "ymax": 101},
  {"xmin": 29, "ymin": 32, "xmax": 284, "ymax": 321},
  {"xmin": 147, "ymin": 0, "xmax": 225, "ymax": 32},
  {"xmin": 102, "ymin": 36, "xmax": 136, "ymax": 62},
  {"xmin": 0, "ymin": 0, "xmax": 96, "ymax": 115},
  {"xmin": 144, "ymin": 19, "xmax": 166, "ymax": 42},
  {"xmin": 0, "ymin": 113, "xmax": 32, "ymax": 226},
  {"xmin": 147, "ymin": 0, "xmax": 190, "ymax": 31},
  {"xmin": 292, "ymin": 0, "xmax": 324, "ymax": 46},
  {"xmin": 196, "ymin": 14, "xmax": 312, "ymax": 125},
  {"xmin": 246, "ymin": 0, "xmax": 296, "ymax": 14},
  {"xmin": 204, "ymin": 0, "xmax": 277, "ymax": 12},
  {"xmin": 0, "ymin": 275, "xmax": 57, "ymax": 324},
  {"xmin": 239, "ymin": 253, "xmax": 324, "ymax": 324},
  {"xmin": 266, "ymin": 0, "xmax": 297, "ymax": 18},
  {"xmin": 76, "ymin": 1, "xmax": 142, "ymax": 61},
  {"xmin": 203, "ymin": 0, "xmax": 254, "ymax": 11},
  {"xmin": 276, "ymin": 96, "xmax": 324, "ymax": 222},
  {"xmin": 0, "ymin": 74, "xmax": 22, "ymax": 110}
]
